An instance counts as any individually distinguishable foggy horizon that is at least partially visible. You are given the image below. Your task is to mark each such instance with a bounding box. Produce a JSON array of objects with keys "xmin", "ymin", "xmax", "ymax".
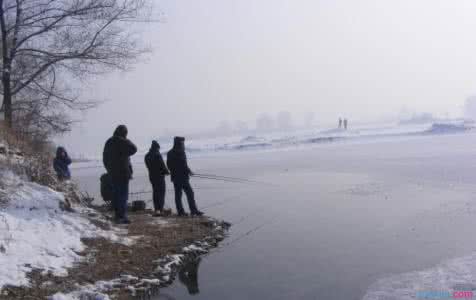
[{"xmin": 59, "ymin": 0, "xmax": 476, "ymax": 156}]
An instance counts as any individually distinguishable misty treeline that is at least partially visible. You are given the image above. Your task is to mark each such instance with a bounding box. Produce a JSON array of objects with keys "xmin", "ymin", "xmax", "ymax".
[
  {"xmin": 0, "ymin": 0, "xmax": 151, "ymax": 142},
  {"xmin": 215, "ymin": 111, "xmax": 316, "ymax": 135}
]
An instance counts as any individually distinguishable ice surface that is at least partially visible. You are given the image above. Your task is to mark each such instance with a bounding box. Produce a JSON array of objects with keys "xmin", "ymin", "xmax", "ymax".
[{"xmin": 363, "ymin": 252, "xmax": 476, "ymax": 300}]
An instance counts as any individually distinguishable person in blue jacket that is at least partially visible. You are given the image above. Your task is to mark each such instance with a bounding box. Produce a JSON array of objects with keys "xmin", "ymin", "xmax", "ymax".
[{"xmin": 53, "ymin": 146, "xmax": 72, "ymax": 181}]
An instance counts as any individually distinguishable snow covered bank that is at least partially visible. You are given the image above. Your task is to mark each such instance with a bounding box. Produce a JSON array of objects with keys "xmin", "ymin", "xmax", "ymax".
[{"xmin": 0, "ymin": 171, "xmax": 130, "ymax": 289}]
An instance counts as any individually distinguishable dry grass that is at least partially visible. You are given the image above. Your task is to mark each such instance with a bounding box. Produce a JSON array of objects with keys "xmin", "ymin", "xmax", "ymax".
[{"xmin": 0, "ymin": 124, "xmax": 87, "ymax": 208}]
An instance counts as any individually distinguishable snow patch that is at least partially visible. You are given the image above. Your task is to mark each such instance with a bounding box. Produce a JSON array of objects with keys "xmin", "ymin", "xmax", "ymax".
[
  {"xmin": 0, "ymin": 171, "xmax": 129, "ymax": 288},
  {"xmin": 183, "ymin": 244, "xmax": 208, "ymax": 254},
  {"xmin": 49, "ymin": 290, "xmax": 111, "ymax": 300},
  {"xmin": 49, "ymin": 275, "xmax": 162, "ymax": 299},
  {"xmin": 155, "ymin": 254, "xmax": 184, "ymax": 274}
]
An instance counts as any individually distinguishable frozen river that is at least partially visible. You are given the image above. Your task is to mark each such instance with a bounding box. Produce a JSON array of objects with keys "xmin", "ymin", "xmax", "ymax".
[{"xmin": 75, "ymin": 131, "xmax": 476, "ymax": 300}]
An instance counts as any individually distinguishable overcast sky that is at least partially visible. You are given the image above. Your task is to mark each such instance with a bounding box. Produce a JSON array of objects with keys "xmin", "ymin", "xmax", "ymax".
[{"xmin": 61, "ymin": 0, "xmax": 476, "ymax": 156}]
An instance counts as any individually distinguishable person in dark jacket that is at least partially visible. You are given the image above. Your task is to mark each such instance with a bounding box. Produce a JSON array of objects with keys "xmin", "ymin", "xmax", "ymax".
[
  {"xmin": 145, "ymin": 140, "xmax": 170, "ymax": 216},
  {"xmin": 103, "ymin": 125, "xmax": 137, "ymax": 224},
  {"xmin": 166, "ymin": 137, "xmax": 203, "ymax": 217},
  {"xmin": 53, "ymin": 146, "xmax": 72, "ymax": 181}
]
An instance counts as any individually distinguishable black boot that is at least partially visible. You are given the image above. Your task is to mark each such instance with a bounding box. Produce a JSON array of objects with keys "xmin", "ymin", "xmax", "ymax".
[{"xmin": 191, "ymin": 210, "xmax": 204, "ymax": 217}]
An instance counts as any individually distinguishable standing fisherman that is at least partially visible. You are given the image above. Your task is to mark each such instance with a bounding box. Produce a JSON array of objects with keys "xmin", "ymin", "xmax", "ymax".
[
  {"xmin": 103, "ymin": 125, "xmax": 137, "ymax": 224},
  {"xmin": 145, "ymin": 140, "xmax": 170, "ymax": 216},
  {"xmin": 53, "ymin": 146, "xmax": 72, "ymax": 181},
  {"xmin": 167, "ymin": 137, "xmax": 203, "ymax": 217}
]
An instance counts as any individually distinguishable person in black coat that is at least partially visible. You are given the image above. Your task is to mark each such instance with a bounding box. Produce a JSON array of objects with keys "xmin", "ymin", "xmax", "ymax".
[
  {"xmin": 53, "ymin": 146, "xmax": 72, "ymax": 181},
  {"xmin": 145, "ymin": 140, "xmax": 170, "ymax": 216},
  {"xmin": 103, "ymin": 125, "xmax": 137, "ymax": 224},
  {"xmin": 166, "ymin": 137, "xmax": 203, "ymax": 216}
]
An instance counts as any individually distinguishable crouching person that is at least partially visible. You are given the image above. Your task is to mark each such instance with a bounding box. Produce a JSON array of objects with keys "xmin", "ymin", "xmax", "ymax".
[
  {"xmin": 103, "ymin": 125, "xmax": 137, "ymax": 224},
  {"xmin": 167, "ymin": 137, "xmax": 203, "ymax": 217},
  {"xmin": 53, "ymin": 146, "xmax": 72, "ymax": 181}
]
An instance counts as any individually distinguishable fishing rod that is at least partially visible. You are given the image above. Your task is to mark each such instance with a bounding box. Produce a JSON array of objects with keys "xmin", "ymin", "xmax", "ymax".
[
  {"xmin": 128, "ymin": 184, "xmax": 242, "ymax": 196},
  {"xmin": 194, "ymin": 173, "xmax": 261, "ymax": 184},
  {"xmin": 193, "ymin": 173, "xmax": 276, "ymax": 186},
  {"xmin": 71, "ymin": 163, "xmax": 269, "ymax": 184},
  {"xmin": 72, "ymin": 164, "xmax": 274, "ymax": 185},
  {"xmin": 192, "ymin": 174, "xmax": 255, "ymax": 184}
]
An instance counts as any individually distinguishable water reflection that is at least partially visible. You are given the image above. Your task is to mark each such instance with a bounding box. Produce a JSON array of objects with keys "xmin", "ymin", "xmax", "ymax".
[
  {"xmin": 153, "ymin": 258, "xmax": 202, "ymax": 300},
  {"xmin": 178, "ymin": 258, "xmax": 201, "ymax": 295}
]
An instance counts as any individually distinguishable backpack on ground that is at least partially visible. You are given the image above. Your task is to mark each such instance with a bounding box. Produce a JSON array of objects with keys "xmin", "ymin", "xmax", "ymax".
[{"xmin": 100, "ymin": 173, "xmax": 114, "ymax": 204}]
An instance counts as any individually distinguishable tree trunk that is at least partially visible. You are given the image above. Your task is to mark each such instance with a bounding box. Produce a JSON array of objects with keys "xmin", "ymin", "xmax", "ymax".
[
  {"xmin": 2, "ymin": 68, "xmax": 12, "ymax": 128},
  {"xmin": 0, "ymin": 0, "xmax": 12, "ymax": 128}
]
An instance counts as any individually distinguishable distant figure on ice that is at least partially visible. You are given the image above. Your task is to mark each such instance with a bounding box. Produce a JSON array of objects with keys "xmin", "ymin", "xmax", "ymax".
[
  {"xmin": 145, "ymin": 140, "xmax": 170, "ymax": 216},
  {"xmin": 344, "ymin": 119, "xmax": 348, "ymax": 130},
  {"xmin": 167, "ymin": 137, "xmax": 203, "ymax": 217},
  {"xmin": 53, "ymin": 146, "xmax": 72, "ymax": 181},
  {"xmin": 338, "ymin": 118, "xmax": 343, "ymax": 129},
  {"xmin": 103, "ymin": 125, "xmax": 137, "ymax": 224}
]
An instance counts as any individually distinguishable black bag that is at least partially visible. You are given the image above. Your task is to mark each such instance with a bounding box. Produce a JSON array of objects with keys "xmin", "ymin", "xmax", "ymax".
[
  {"xmin": 132, "ymin": 200, "xmax": 146, "ymax": 212},
  {"xmin": 100, "ymin": 173, "xmax": 114, "ymax": 203}
]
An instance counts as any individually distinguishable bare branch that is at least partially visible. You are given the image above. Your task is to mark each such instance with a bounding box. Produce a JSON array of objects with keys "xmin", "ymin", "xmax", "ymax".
[{"xmin": 0, "ymin": 0, "xmax": 153, "ymax": 134}]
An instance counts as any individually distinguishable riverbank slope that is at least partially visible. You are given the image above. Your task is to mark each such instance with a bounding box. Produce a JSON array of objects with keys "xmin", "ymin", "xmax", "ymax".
[{"xmin": 0, "ymin": 143, "xmax": 229, "ymax": 300}]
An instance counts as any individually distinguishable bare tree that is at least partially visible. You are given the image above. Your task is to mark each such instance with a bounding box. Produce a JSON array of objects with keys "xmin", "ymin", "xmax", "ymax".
[{"xmin": 0, "ymin": 0, "xmax": 151, "ymax": 131}]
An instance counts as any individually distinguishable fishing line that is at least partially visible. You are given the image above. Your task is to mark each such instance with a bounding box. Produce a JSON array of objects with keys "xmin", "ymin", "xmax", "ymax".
[
  {"xmin": 228, "ymin": 219, "xmax": 275, "ymax": 245},
  {"xmin": 194, "ymin": 173, "xmax": 276, "ymax": 186},
  {"xmin": 229, "ymin": 206, "xmax": 268, "ymax": 226},
  {"xmin": 192, "ymin": 175, "xmax": 254, "ymax": 184},
  {"xmin": 194, "ymin": 173, "xmax": 260, "ymax": 184},
  {"xmin": 71, "ymin": 164, "xmax": 272, "ymax": 185},
  {"xmin": 201, "ymin": 191, "xmax": 251, "ymax": 210},
  {"xmin": 128, "ymin": 185, "xmax": 240, "ymax": 196},
  {"xmin": 215, "ymin": 216, "xmax": 278, "ymax": 252}
]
